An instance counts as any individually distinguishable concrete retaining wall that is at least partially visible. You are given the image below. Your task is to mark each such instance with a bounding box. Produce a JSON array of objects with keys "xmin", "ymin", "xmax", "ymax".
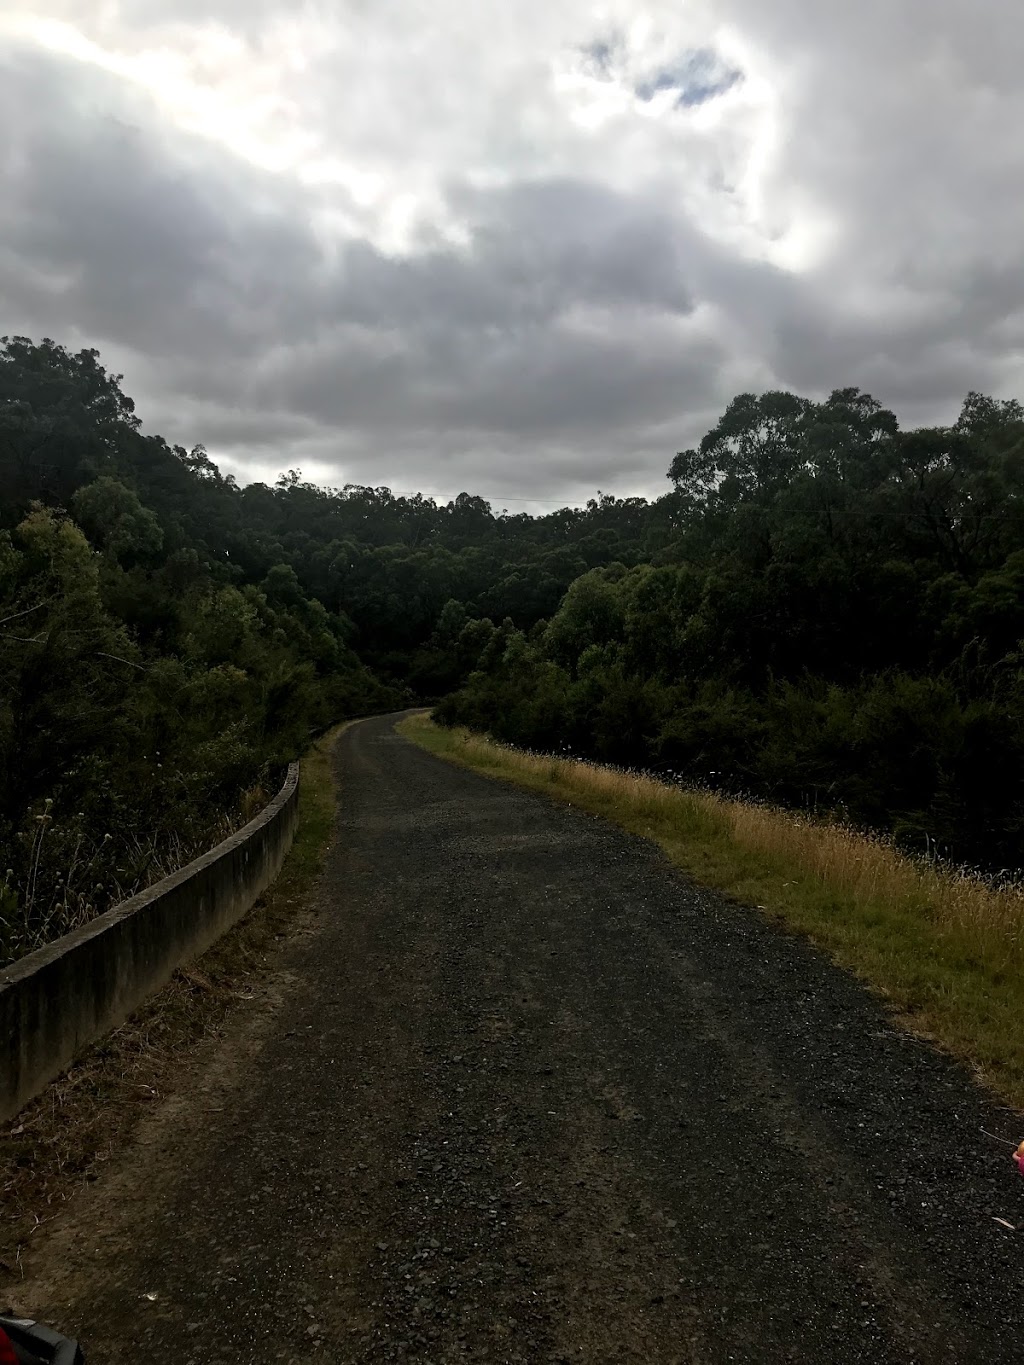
[{"xmin": 0, "ymin": 762, "xmax": 301, "ymax": 1124}]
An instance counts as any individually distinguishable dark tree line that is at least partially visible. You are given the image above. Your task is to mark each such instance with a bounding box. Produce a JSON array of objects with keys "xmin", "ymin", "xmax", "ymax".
[
  {"xmin": 440, "ymin": 388, "xmax": 1024, "ymax": 871},
  {"xmin": 5, "ymin": 334, "xmax": 1024, "ymax": 961},
  {"xmin": 0, "ymin": 337, "xmax": 655, "ymax": 958}
]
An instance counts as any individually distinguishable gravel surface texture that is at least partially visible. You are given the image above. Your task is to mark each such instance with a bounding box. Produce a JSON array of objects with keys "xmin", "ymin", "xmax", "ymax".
[{"xmin": 19, "ymin": 713, "xmax": 1024, "ymax": 1363}]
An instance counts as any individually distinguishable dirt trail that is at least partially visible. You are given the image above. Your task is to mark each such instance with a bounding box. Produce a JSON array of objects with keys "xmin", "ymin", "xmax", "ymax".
[{"xmin": 16, "ymin": 713, "xmax": 1024, "ymax": 1363}]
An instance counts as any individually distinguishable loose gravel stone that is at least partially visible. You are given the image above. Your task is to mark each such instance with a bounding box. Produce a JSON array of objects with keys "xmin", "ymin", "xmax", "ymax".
[{"xmin": 20, "ymin": 714, "xmax": 1024, "ymax": 1362}]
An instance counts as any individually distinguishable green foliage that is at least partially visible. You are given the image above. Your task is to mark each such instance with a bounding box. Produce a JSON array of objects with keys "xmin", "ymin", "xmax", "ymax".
[
  {"xmin": 0, "ymin": 335, "xmax": 663, "ymax": 958},
  {"xmin": 0, "ymin": 340, "xmax": 404, "ymax": 963},
  {"xmin": 441, "ymin": 385, "xmax": 1024, "ymax": 870},
  {"xmin": 8, "ymin": 330, "xmax": 1024, "ymax": 942},
  {"xmin": 71, "ymin": 477, "xmax": 163, "ymax": 564}
]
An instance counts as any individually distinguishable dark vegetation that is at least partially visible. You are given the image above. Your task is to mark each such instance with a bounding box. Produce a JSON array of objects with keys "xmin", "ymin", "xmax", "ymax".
[
  {"xmin": 4, "ymin": 335, "xmax": 1024, "ymax": 959},
  {"xmin": 0, "ymin": 336, "xmax": 656, "ymax": 960},
  {"xmin": 439, "ymin": 388, "xmax": 1024, "ymax": 874}
]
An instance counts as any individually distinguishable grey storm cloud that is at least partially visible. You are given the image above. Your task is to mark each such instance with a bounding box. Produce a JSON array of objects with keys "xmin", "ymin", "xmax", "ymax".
[{"xmin": 1, "ymin": 0, "xmax": 1023, "ymax": 505}]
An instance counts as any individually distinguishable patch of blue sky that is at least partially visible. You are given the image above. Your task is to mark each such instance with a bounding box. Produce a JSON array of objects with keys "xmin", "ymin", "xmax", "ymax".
[{"xmin": 635, "ymin": 48, "xmax": 743, "ymax": 108}]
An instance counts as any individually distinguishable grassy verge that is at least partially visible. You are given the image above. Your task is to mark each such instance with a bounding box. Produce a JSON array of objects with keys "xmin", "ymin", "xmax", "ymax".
[
  {"xmin": 0, "ymin": 720, "xmax": 352, "ymax": 1285},
  {"xmin": 399, "ymin": 713, "xmax": 1024, "ymax": 1110}
]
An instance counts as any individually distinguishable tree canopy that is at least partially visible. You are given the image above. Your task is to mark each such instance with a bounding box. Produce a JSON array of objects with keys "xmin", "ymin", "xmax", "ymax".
[
  {"xmin": 440, "ymin": 385, "xmax": 1024, "ymax": 870},
  {"xmin": 4, "ymin": 334, "xmax": 1024, "ymax": 960}
]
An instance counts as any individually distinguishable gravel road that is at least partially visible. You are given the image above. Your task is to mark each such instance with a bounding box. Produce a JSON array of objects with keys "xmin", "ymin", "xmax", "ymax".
[{"xmin": 21, "ymin": 713, "xmax": 1024, "ymax": 1363}]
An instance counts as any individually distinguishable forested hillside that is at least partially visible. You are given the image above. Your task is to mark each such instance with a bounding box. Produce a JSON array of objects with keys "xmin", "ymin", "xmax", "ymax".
[
  {"xmin": 440, "ymin": 388, "xmax": 1024, "ymax": 872},
  {"xmin": 0, "ymin": 336, "xmax": 658, "ymax": 960},
  {"xmin": 4, "ymin": 335, "xmax": 1024, "ymax": 962}
]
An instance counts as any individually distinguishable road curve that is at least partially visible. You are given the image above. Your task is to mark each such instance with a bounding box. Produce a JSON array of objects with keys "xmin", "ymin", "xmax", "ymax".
[{"xmin": 25, "ymin": 714, "xmax": 1024, "ymax": 1362}]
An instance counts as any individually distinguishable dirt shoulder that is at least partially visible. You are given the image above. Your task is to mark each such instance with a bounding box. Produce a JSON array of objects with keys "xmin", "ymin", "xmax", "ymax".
[
  {"xmin": 10, "ymin": 713, "xmax": 1024, "ymax": 1363},
  {"xmin": 0, "ymin": 720, "xmax": 352, "ymax": 1294}
]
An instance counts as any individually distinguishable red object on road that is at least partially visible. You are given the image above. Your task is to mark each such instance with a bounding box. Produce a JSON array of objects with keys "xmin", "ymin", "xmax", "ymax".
[{"xmin": 0, "ymin": 1328, "xmax": 20, "ymax": 1365}]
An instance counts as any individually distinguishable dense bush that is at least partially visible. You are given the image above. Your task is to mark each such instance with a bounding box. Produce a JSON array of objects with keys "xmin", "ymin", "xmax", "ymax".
[
  {"xmin": 0, "ymin": 336, "xmax": 667, "ymax": 960},
  {"xmin": 7, "ymin": 335, "xmax": 1024, "ymax": 949},
  {"xmin": 0, "ymin": 340, "xmax": 403, "ymax": 961},
  {"xmin": 440, "ymin": 389, "xmax": 1024, "ymax": 870}
]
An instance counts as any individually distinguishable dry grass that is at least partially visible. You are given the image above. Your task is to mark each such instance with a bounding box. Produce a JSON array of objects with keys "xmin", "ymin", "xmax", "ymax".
[
  {"xmin": 1, "ymin": 784, "xmax": 274, "ymax": 968},
  {"xmin": 0, "ymin": 721, "xmax": 351, "ymax": 1286},
  {"xmin": 400, "ymin": 714, "xmax": 1024, "ymax": 1110}
]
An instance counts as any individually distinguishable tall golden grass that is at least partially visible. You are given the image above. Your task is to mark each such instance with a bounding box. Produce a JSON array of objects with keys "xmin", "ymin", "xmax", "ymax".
[{"xmin": 400, "ymin": 714, "xmax": 1024, "ymax": 1108}]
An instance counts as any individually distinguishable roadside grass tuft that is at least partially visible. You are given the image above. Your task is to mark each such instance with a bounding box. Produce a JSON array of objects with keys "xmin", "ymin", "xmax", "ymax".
[
  {"xmin": 0, "ymin": 721, "xmax": 351, "ymax": 1286},
  {"xmin": 399, "ymin": 713, "xmax": 1024, "ymax": 1110}
]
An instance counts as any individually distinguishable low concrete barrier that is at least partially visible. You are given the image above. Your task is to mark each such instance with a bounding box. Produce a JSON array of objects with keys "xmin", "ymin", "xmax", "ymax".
[{"xmin": 0, "ymin": 762, "xmax": 301, "ymax": 1124}]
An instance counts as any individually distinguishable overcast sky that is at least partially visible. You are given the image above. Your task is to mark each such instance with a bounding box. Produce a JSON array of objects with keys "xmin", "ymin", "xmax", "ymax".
[{"xmin": 2, "ymin": 2, "xmax": 1023, "ymax": 509}]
